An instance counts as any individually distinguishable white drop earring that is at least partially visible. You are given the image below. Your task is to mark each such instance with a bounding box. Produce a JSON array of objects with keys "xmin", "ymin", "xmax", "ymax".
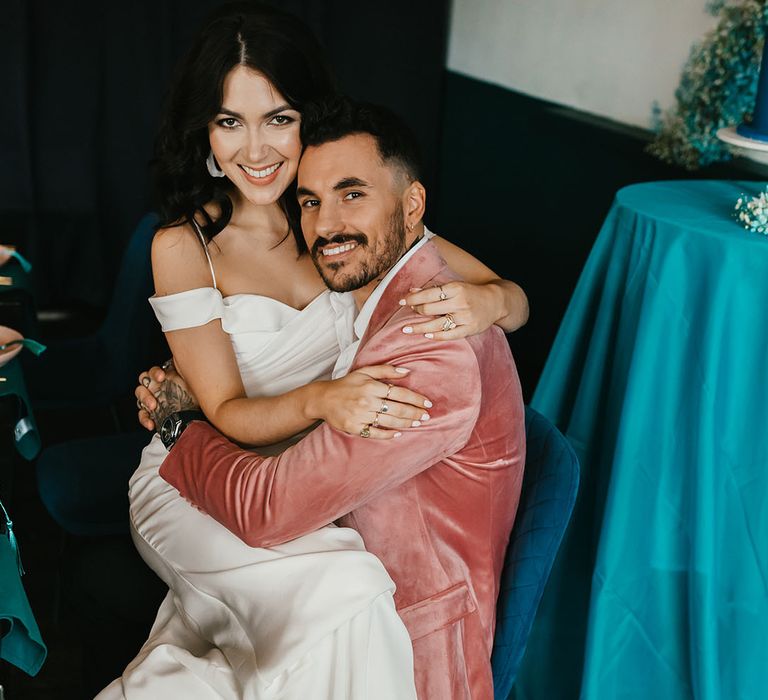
[{"xmin": 206, "ymin": 151, "xmax": 226, "ymax": 178}]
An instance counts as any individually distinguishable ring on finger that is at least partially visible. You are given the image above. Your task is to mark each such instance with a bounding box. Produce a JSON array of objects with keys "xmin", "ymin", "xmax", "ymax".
[
  {"xmin": 441, "ymin": 313, "xmax": 457, "ymax": 332},
  {"xmin": 360, "ymin": 425, "xmax": 371, "ymax": 438},
  {"xmin": 162, "ymin": 359, "xmax": 173, "ymax": 370},
  {"xmin": 141, "ymin": 376, "xmax": 151, "ymax": 388},
  {"xmin": 379, "ymin": 400, "xmax": 389, "ymax": 414},
  {"xmin": 438, "ymin": 285, "xmax": 447, "ymax": 301},
  {"xmin": 385, "ymin": 384, "xmax": 393, "ymax": 399},
  {"xmin": 136, "ymin": 398, "xmax": 144, "ymax": 410},
  {"xmin": 372, "ymin": 414, "xmax": 380, "ymax": 428}
]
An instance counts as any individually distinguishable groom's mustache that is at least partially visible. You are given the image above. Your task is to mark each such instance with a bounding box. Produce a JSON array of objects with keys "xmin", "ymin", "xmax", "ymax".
[{"xmin": 311, "ymin": 233, "xmax": 368, "ymax": 258}]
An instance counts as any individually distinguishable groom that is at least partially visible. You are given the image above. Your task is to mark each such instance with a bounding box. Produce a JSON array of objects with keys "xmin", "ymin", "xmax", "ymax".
[{"xmin": 152, "ymin": 98, "xmax": 525, "ymax": 699}]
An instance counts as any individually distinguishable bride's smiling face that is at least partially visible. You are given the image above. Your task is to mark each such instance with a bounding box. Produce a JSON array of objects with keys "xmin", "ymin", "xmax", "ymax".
[{"xmin": 208, "ymin": 66, "xmax": 302, "ymax": 207}]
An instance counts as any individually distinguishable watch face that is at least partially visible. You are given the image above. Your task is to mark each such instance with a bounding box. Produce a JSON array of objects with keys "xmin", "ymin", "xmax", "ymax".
[{"xmin": 160, "ymin": 417, "xmax": 177, "ymax": 446}]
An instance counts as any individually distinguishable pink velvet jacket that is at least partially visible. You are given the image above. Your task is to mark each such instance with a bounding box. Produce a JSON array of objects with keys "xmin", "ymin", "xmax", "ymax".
[{"xmin": 160, "ymin": 241, "xmax": 526, "ymax": 699}]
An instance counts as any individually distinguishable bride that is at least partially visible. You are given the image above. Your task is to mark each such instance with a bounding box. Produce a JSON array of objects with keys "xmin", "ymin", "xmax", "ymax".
[{"xmin": 99, "ymin": 2, "xmax": 529, "ymax": 698}]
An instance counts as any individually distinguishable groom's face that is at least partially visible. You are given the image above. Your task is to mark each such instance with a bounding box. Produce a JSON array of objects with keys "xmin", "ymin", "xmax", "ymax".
[{"xmin": 296, "ymin": 133, "xmax": 408, "ymax": 293}]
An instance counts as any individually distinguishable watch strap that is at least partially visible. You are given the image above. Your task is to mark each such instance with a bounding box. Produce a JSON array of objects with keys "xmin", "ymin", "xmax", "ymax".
[{"xmin": 161, "ymin": 409, "xmax": 207, "ymax": 450}]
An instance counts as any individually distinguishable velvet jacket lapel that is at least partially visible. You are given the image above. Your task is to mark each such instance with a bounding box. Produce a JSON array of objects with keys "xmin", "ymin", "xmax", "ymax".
[{"xmin": 355, "ymin": 240, "xmax": 449, "ymax": 354}]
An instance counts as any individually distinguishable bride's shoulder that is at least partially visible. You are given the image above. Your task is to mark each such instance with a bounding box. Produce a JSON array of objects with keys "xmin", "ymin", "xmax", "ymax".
[
  {"xmin": 151, "ymin": 214, "xmax": 219, "ymax": 296},
  {"xmin": 154, "ymin": 202, "xmax": 223, "ymax": 247}
]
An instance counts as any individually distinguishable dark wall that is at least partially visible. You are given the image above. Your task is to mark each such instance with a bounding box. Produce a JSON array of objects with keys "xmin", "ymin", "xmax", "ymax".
[
  {"xmin": 7, "ymin": 3, "xmax": 761, "ymax": 400},
  {"xmin": 435, "ymin": 71, "xmax": 767, "ymax": 401},
  {"xmin": 1, "ymin": 0, "xmax": 450, "ymax": 308}
]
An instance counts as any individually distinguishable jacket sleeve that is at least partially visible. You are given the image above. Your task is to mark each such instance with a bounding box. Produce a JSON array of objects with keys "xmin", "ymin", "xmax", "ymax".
[{"xmin": 159, "ymin": 322, "xmax": 483, "ymax": 547}]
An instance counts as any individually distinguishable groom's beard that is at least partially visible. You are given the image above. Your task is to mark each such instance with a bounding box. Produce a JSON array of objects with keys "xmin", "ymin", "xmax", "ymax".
[{"xmin": 310, "ymin": 207, "xmax": 407, "ymax": 293}]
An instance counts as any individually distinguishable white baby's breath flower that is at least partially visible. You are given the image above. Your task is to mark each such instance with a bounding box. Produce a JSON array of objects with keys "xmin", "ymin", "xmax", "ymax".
[{"xmin": 734, "ymin": 187, "xmax": 768, "ymax": 235}]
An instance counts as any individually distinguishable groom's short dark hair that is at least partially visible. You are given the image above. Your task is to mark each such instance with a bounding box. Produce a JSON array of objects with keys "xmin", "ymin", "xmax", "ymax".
[{"xmin": 300, "ymin": 96, "xmax": 422, "ymax": 183}]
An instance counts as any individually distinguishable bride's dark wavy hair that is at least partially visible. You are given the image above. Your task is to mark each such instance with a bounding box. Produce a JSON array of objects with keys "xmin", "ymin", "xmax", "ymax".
[{"xmin": 152, "ymin": 1, "xmax": 336, "ymax": 248}]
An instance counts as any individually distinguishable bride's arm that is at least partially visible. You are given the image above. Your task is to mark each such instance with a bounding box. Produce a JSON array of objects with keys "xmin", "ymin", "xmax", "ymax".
[
  {"xmin": 144, "ymin": 226, "xmax": 430, "ymax": 447},
  {"xmin": 401, "ymin": 235, "xmax": 529, "ymax": 337}
]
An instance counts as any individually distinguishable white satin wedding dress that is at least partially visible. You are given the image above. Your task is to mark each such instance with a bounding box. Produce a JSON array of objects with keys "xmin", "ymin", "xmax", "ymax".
[{"xmin": 97, "ymin": 248, "xmax": 416, "ymax": 699}]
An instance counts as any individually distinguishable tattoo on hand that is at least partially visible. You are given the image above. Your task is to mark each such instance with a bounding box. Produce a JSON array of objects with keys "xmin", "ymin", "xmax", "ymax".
[{"xmin": 149, "ymin": 379, "xmax": 199, "ymax": 429}]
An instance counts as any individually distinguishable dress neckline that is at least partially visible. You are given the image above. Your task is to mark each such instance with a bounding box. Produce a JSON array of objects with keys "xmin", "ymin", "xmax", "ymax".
[
  {"xmin": 222, "ymin": 288, "xmax": 329, "ymax": 313},
  {"xmin": 150, "ymin": 286, "xmax": 330, "ymax": 313},
  {"xmin": 184, "ymin": 286, "xmax": 330, "ymax": 313}
]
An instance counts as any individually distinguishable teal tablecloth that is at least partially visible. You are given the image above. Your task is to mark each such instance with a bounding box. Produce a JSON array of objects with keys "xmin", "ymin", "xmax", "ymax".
[{"xmin": 514, "ymin": 180, "xmax": 768, "ymax": 700}]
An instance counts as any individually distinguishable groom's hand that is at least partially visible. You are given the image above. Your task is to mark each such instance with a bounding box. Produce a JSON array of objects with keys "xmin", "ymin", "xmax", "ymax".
[{"xmin": 135, "ymin": 360, "xmax": 200, "ymax": 431}]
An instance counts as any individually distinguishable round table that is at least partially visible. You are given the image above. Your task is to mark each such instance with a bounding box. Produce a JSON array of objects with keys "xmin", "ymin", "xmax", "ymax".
[{"xmin": 513, "ymin": 180, "xmax": 768, "ymax": 699}]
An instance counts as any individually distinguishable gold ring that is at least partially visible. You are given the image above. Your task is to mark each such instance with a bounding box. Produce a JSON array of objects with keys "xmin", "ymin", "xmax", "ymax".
[
  {"xmin": 385, "ymin": 384, "xmax": 393, "ymax": 399},
  {"xmin": 136, "ymin": 399, "xmax": 144, "ymax": 410},
  {"xmin": 372, "ymin": 414, "xmax": 380, "ymax": 428},
  {"xmin": 438, "ymin": 285, "xmax": 447, "ymax": 301},
  {"xmin": 360, "ymin": 425, "xmax": 371, "ymax": 438},
  {"xmin": 380, "ymin": 400, "xmax": 389, "ymax": 414},
  {"xmin": 441, "ymin": 314, "xmax": 457, "ymax": 332}
]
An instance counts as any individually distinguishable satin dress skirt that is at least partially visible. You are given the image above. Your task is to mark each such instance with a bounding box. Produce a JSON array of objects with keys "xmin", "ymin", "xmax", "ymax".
[{"xmin": 96, "ymin": 435, "xmax": 416, "ymax": 700}]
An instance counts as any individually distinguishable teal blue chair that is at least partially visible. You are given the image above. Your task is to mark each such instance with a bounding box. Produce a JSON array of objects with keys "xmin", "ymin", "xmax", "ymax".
[
  {"xmin": 24, "ymin": 212, "xmax": 163, "ymax": 418},
  {"xmin": 36, "ymin": 430, "xmax": 148, "ymax": 536},
  {"xmin": 34, "ymin": 212, "xmax": 162, "ymax": 533},
  {"xmin": 491, "ymin": 406, "xmax": 579, "ymax": 699}
]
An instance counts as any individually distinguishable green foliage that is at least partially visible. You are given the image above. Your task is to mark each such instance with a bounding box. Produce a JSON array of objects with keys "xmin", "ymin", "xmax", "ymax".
[{"xmin": 647, "ymin": 1, "xmax": 768, "ymax": 170}]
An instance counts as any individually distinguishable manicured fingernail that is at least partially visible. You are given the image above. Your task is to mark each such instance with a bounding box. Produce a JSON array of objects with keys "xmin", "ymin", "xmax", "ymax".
[
  {"xmin": 399, "ymin": 299, "xmax": 407, "ymax": 306},
  {"xmin": 402, "ymin": 326, "xmax": 413, "ymax": 334},
  {"xmin": 425, "ymin": 333, "xmax": 434, "ymax": 339},
  {"xmin": 412, "ymin": 420, "xmax": 421, "ymax": 427},
  {"xmin": 395, "ymin": 367, "xmax": 410, "ymax": 374},
  {"xmin": 421, "ymin": 413, "xmax": 430, "ymax": 421},
  {"xmin": 393, "ymin": 432, "xmax": 403, "ymax": 438},
  {"xmin": 424, "ymin": 399, "xmax": 433, "ymax": 408}
]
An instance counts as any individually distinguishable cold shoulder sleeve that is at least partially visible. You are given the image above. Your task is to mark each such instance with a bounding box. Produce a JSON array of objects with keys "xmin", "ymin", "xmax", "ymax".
[{"xmin": 148, "ymin": 287, "xmax": 225, "ymax": 332}]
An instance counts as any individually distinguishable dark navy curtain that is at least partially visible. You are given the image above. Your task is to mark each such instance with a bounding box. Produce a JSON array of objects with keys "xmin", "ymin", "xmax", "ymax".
[{"xmin": 1, "ymin": 0, "xmax": 449, "ymax": 308}]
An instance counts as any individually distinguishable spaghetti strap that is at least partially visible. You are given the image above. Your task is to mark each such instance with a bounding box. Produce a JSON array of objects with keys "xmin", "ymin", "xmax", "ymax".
[{"xmin": 189, "ymin": 218, "xmax": 218, "ymax": 290}]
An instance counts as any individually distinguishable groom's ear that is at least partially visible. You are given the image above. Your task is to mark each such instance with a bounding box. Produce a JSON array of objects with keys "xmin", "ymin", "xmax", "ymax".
[{"xmin": 402, "ymin": 179, "xmax": 426, "ymax": 229}]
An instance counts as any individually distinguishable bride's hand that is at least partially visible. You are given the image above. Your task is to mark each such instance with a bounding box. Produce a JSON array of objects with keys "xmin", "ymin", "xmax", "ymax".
[
  {"xmin": 312, "ymin": 365, "xmax": 432, "ymax": 440},
  {"xmin": 400, "ymin": 281, "xmax": 507, "ymax": 339}
]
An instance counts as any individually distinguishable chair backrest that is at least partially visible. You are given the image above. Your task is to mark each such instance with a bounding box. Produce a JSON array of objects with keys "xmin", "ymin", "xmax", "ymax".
[
  {"xmin": 97, "ymin": 212, "xmax": 164, "ymax": 391},
  {"xmin": 491, "ymin": 405, "xmax": 579, "ymax": 699}
]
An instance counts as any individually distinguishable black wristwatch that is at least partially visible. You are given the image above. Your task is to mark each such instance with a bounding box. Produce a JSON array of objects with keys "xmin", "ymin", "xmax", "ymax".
[{"xmin": 159, "ymin": 410, "xmax": 207, "ymax": 451}]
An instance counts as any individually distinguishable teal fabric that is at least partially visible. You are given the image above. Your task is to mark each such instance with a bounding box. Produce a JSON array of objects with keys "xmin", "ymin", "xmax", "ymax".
[
  {"xmin": 514, "ymin": 180, "xmax": 768, "ymax": 699},
  {"xmin": 0, "ymin": 257, "xmax": 39, "ymax": 338},
  {"xmin": 0, "ymin": 357, "xmax": 41, "ymax": 461},
  {"xmin": 0, "ymin": 257, "xmax": 33, "ymax": 296},
  {"xmin": 0, "ymin": 501, "xmax": 46, "ymax": 676},
  {"xmin": 1, "ymin": 248, "xmax": 33, "ymax": 274}
]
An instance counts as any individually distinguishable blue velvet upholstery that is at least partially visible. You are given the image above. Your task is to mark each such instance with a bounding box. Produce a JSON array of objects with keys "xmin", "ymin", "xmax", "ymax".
[
  {"xmin": 24, "ymin": 212, "xmax": 162, "ymax": 410},
  {"xmin": 33, "ymin": 214, "xmax": 161, "ymax": 536},
  {"xmin": 491, "ymin": 405, "xmax": 579, "ymax": 699},
  {"xmin": 36, "ymin": 431, "xmax": 148, "ymax": 536}
]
